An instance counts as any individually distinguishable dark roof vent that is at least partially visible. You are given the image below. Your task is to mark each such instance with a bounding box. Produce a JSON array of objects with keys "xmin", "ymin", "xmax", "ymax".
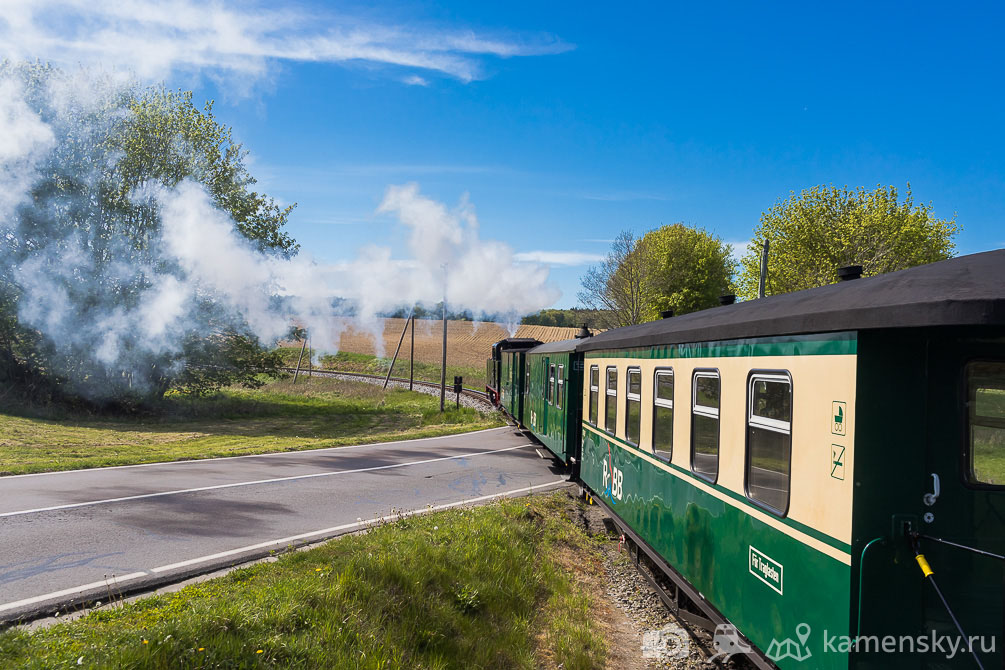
[
  {"xmin": 660, "ymin": 310, "xmax": 674, "ymax": 319},
  {"xmin": 575, "ymin": 324, "xmax": 592, "ymax": 339},
  {"xmin": 719, "ymin": 294, "xmax": 736, "ymax": 305},
  {"xmin": 837, "ymin": 265, "xmax": 863, "ymax": 282}
]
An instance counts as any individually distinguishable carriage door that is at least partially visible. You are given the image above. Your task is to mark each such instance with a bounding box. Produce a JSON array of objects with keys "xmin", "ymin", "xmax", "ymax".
[{"xmin": 923, "ymin": 336, "xmax": 1005, "ymax": 668}]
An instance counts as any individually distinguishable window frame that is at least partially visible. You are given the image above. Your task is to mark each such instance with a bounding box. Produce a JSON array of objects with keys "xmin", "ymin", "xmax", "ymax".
[
  {"xmin": 744, "ymin": 370, "xmax": 793, "ymax": 517},
  {"xmin": 690, "ymin": 368, "xmax": 721, "ymax": 484},
  {"xmin": 589, "ymin": 365, "xmax": 600, "ymax": 425},
  {"xmin": 625, "ymin": 366, "xmax": 642, "ymax": 446},
  {"xmin": 963, "ymin": 359, "xmax": 1005, "ymax": 490},
  {"xmin": 550, "ymin": 363, "xmax": 558, "ymax": 405},
  {"xmin": 605, "ymin": 366, "xmax": 619, "ymax": 435},
  {"xmin": 652, "ymin": 367, "xmax": 674, "ymax": 462},
  {"xmin": 557, "ymin": 364, "xmax": 565, "ymax": 410}
]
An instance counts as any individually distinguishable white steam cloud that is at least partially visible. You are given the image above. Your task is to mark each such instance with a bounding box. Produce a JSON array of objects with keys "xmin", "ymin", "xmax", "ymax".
[{"xmin": 0, "ymin": 67, "xmax": 558, "ymax": 399}]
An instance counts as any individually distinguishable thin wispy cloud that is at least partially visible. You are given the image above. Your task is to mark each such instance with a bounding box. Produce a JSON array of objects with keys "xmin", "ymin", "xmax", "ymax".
[
  {"xmin": 578, "ymin": 190, "xmax": 669, "ymax": 202},
  {"xmin": 515, "ymin": 251, "xmax": 604, "ymax": 266},
  {"xmin": 0, "ymin": 0, "xmax": 572, "ymax": 85}
]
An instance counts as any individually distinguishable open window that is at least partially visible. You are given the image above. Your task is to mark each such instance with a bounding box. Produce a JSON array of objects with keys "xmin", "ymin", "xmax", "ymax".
[
  {"xmin": 653, "ymin": 369, "xmax": 673, "ymax": 462},
  {"xmin": 691, "ymin": 370, "xmax": 720, "ymax": 482},
  {"xmin": 589, "ymin": 366, "xmax": 599, "ymax": 425},
  {"xmin": 967, "ymin": 361, "xmax": 1005, "ymax": 487},
  {"xmin": 606, "ymin": 366, "xmax": 618, "ymax": 434},
  {"xmin": 745, "ymin": 372, "xmax": 792, "ymax": 514},
  {"xmin": 626, "ymin": 367, "xmax": 641, "ymax": 445}
]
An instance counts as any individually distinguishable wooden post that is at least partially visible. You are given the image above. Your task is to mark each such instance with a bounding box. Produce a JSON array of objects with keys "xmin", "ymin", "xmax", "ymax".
[
  {"xmin": 293, "ymin": 337, "xmax": 307, "ymax": 384},
  {"xmin": 409, "ymin": 314, "xmax": 415, "ymax": 391},
  {"xmin": 383, "ymin": 313, "xmax": 412, "ymax": 390},
  {"xmin": 758, "ymin": 239, "xmax": 770, "ymax": 299},
  {"xmin": 439, "ymin": 265, "xmax": 447, "ymax": 412}
]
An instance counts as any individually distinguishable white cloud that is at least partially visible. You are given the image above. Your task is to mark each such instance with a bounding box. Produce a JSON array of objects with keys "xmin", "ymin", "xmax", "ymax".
[
  {"xmin": 727, "ymin": 239, "xmax": 752, "ymax": 259},
  {"xmin": 0, "ymin": 0, "xmax": 572, "ymax": 85},
  {"xmin": 402, "ymin": 75, "xmax": 430, "ymax": 86},
  {"xmin": 514, "ymin": 251, "xmax": 604, "ymax": 266}
]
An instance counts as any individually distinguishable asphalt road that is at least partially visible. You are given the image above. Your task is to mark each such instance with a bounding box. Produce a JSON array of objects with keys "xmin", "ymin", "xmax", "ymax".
[{"xmin": 0, "ymin": 426, "xmax": 569, "ymax": 623}]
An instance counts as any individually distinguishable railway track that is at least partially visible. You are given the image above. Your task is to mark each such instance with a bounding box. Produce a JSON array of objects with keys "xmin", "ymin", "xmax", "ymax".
[{"xmin": 279, "ymin": 368, "xmax": 493, "ymax": 407}]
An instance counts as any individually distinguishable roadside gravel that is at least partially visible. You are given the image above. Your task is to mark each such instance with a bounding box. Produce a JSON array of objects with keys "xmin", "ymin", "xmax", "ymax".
[{"xmin": 571, "ymin": 494, "xmax": 743, "ymax": 669}]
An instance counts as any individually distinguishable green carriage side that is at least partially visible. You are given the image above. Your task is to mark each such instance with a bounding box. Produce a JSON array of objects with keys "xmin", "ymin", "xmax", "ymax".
[
  {"xmin": 486, "ymin": 338, "xmax": 540, "ymax": 420},
  {"xmin": 525, "ymin": 339, "xmax": 584, "ymax": 467},
  {"xmin": 574, "ymin": 250, "xmax": 1005, "ymax": 669}
]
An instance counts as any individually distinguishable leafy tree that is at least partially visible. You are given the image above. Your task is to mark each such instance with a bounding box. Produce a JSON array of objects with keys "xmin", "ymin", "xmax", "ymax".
[
  {"xmin": 737, "ymin": 184, "xmax": 959, "ymax": 299},
  {"xmin": 634, "ymin": 223, "xmax": 735, "ymax": 319},
  {"xmin": 578, "ymin": 231, "xmax": 650, "ymax": 329},
  {"xmin": 0, "ymin": 63, "xmax": 296, "ymax": 407},
  {"xmin": 578, "ymin": 226, "xmax": 735, "ymax": 328},
  {"xmin": 520, "ymin": 308, "xmax": 605, "ymax": 329},
  {"xmin": 108, "ymin": 88, "xmax": 298, "ymax": 256}
]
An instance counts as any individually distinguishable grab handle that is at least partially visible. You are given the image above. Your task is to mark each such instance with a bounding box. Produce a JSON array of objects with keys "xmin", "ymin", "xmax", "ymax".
[{"xmin": 923, "ymin": 473, "xmax": 940, "ymax": 507}]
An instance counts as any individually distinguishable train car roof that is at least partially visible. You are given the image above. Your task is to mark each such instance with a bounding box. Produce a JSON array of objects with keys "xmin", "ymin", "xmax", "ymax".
[
  {"xmin": 527, "ymin": 338, "xmax": 582, "ymax": 355},
  {"xmin": 576, "ymin": 249, "xmax": 1005, "ymax": 352},
  {"xmin": 492, "ymin": 337, "xmax": 542, "ymax": 353}
]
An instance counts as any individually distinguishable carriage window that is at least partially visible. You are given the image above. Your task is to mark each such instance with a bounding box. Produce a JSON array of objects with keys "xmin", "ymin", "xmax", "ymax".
[
  {"xmin": 547, "ymin": 364, "xmax": 555, "ymax": 404},
  {"xmin": 606, "ymin": 367, "xmax": 618, "ymax": 434},
  {"xmin": 626, "ymin": 368, "xmax": 642, "ymax": 445},
  {"xmin": 746, "ymin": 373, "xmax": 792, "ymax": 514},
  {"xmin": 557, "ymin": 365, "xmax": 564, "ymax": 410},
  {"xmin": 589, "ymin": 366, "xmax": 599, "ymax": 425},
  {"xmin": 968, "ymin": 362, "xmax": 1005, "ymax": 487},
  {"xmin": 691, "ymin": 371, "xmax": 720, "ymax": 482},
  {"xmin": 653, "ymin": 370, "xmax": 674, "ymax": 462}
]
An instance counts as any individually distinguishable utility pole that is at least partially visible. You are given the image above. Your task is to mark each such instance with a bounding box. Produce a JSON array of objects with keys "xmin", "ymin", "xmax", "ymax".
[
  {"xmin": 439, "ymin": 264, "xmax": 447, "ymax": 412},
  {"xmin": 383, "ymin": 312, "xmax": 412, "ymax": 390},
  {"xmin": 293, "ymin": 335, "xmax": 307, "ymax": 384},
  {"xmin": 758, "ymin": 239, "xmax": 770, "ymax": 299},
  {"xmin": 409, "ymin": 312, "xmax": 415, "ymax": 391}
]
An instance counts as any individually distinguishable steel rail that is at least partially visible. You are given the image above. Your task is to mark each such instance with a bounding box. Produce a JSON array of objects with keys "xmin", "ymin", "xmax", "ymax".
[{"xmin": 279, "ymin": 367, "xmax": 491, "ymax": 403}]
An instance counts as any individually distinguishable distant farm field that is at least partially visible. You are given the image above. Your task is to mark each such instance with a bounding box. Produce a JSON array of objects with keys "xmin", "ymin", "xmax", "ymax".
[{"xmin": 283, "ymin": 319, "xmax": 591, "ymax": 389}]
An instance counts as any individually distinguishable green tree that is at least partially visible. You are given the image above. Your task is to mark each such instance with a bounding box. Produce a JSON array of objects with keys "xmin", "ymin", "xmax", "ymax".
[
  {"xmin": 0, "ymin": 63, "xmax": 295, "ymax": 406},
  {"xmin": 578, "ymin": 225, "xmax": 735, "ymax": 328},
  {"xmin": 108, "ymin": 88, "xmax": 298, "ymax": 256},
  {"xmin": 634, "ymin": 223, "xmax": 736, "ymax": 320},
  {"xmin": 737, "ymin": 184, "xmax": 959, "ymax": 300},
  {"xmin": 578, "ymin": 231, "xmax": 650, "ymax": 329}
]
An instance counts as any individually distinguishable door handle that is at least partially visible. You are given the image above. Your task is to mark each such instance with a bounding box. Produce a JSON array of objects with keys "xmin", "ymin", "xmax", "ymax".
[{"xmin": 923, "ymin": 473, "xmax": 940, "ymax": 507}]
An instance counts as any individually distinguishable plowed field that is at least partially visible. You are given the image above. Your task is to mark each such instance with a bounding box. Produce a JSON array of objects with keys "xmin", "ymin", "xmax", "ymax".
[{"xmin": 333, "ymin": 319, "xmax": 588, "ymax": 367}]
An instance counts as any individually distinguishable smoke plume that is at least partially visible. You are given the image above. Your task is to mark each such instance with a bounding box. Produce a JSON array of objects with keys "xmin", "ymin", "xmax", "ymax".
[{"xmin": 0, "ymin": 66, "xmax": 558, "ymax": 399}]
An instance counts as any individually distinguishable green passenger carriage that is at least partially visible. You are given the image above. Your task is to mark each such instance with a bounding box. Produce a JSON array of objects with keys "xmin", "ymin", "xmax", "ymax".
[
  {"xmin": 485, "ymin": 338, "xmax": 540, "ymax": 425},
  {"xmin": 499, "ymin": 250, "xmax": 1005, "ymax": 669},
  {"xmin": 524, "ymin": 339, "xmax": 584, "ymax": 467}
]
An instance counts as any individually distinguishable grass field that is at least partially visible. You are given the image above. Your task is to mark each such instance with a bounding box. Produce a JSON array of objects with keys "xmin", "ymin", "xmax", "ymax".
[
  {"xmin": 0, "ymin": 377, "xmax": 504, "ymax": 476},
  {"xmin": 0, "ymin": 493, "xmax": 607, "ymax": 670},
  {"xmin": 282, "ymin": 318, "xmax": 591, "ymax": 390}
]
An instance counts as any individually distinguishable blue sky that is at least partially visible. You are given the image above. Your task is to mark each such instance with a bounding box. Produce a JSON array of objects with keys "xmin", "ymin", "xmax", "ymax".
[{"xmin": 6, "ymin": 0, "xmax": 1004, "ymax": 308}]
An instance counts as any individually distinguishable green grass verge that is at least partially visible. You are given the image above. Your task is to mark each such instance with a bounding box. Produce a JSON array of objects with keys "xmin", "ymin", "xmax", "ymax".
[
  {"xmin": 0, "ymin": 377, "xmax": 504, "ymax": 476},
  {"xmin": 0, "ymin": 493, "xmax": 607, "ymax": 670},
  {"xmin": 276, "ymin": 348, "xmax": 487, "ymax": 391}
]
